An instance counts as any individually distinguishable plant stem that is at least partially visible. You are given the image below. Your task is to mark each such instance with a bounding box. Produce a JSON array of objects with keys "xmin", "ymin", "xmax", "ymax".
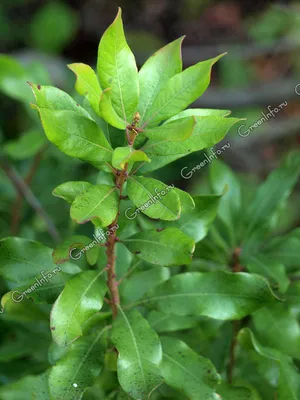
[{"xmin": 106, "ymin": 165, "xmax": 128, "ymax": 318}]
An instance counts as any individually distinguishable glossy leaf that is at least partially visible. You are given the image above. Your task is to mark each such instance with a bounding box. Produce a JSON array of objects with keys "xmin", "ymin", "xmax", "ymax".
[
  {"xmin": 70, "ymin": 184, "xmax": 118, "ymax": 227},
  {"xmin": 29, "ymin": 83, "xmax": 91, "ymax": 118},
  {"xmin": 239, "ymin": 329, "xmax": 300, "ymax": 400},
  {"xmin": 142, "ymin": 271, "xmax": 277, "ymax": 319},
  {"xmin": 111, "ymin": 308, "xmax": 163, "ymax": 399},
  {"xmin": 50, "ymin": 270, "xmax": 107, "ymax": 346},
  {"xmin": 53, "ymin": 181, "xmax": 92, "ymax": 204},
  {"xmin": 123, "ymin": 228, "xmax": 195, "ymax": 266},
  {"xmin": 165, "ymin": 108, "xmax": 231, "ymax": 123},
  {"xmin": 138, "ymin": 37, "xmax": 184, "ymax": 123},
  {"xmin": 127, "ymin": 177, "xmax": 180, "ymax": 221},
  {"xmin": 144, "ymin": 116, "xmax": 196, "ymax": 142},
  {"xmin": 252, "ymin": 304, "xmax": 300, "ymax": 359},
  {"xmin": 142, "ymin": 54, "xmax": 225, "ymax": 126},
  {"xmin": 160, "ymin": 336, "xmax": 221, "ymax": 399},
  {"xmin": 140, "ymin": 116, "xmax": 240, "ymax": 173},
  {"xmin": 49, "ymin": 326, "xmax": 109, "ymax": 399},
  {"xmin": 68, "ymin": 63, "xmax": 102, "ymax": 115},
  {"xmin": 97, "ymin": 8, "xmax": 139, "ymax": 123},
  {"xmin": 112, "ymin": 147, "xmax": 150, "ymax": 170},
  {"xmin": 33, "ymin": 107, "xmax": 113, "ymax": 168}
]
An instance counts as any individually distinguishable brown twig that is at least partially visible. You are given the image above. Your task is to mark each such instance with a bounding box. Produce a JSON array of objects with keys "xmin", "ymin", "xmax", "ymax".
[
  {"xmin": 11, "ymin": 144, "xmax": 47, "ymax": 235},
  {"xmin": 0, "ymin": 156, "xmax": 61, "ymax": 243},
  {"xmin": 105, "ymin": 114, "xmax": 141, "ymax": 318}
]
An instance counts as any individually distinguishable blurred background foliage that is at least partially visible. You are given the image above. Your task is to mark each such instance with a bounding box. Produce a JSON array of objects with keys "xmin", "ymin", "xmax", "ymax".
[{"xmin": 0, "ymin": 0, "xmax": 300, "ymax": 392}]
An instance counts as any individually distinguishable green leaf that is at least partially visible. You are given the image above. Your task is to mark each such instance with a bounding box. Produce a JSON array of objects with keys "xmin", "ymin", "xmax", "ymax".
[
  {"xmin": 238, "ymin": 328, "xmax": 300, "ymax": 400},
  {"xmin": 120, "ymin": 267, "xmax": 170, "ymax": 304},
  {"xmin": 97, "ymin": 8, "xmax": 139, "ymax": 123},
  {"xmin": 209, "ymin": 160, "xmax": 241, "ymax": 234},
  {"xmin": 112, "ymin": 147, "xmax": 150, "ymax": 170},
  {"xmin": 160, "ymin": 336, "xmax": 221, "ymax": 399},
  {"xmin": 0, "ymin": 237, "xmax": 77, "ymax": 289},
  {"xmin": 50, "ymin": 270, "xmax": 107, "ymax": 346},
  {"xmin": 144, "ymin": 116, "xmax": 195, "ymax": 142},
  {"xmin": 173, "ymin": 188, "xmax": 195, "ymax": 213},
  {"xmin": 165, "ymin": 108, "xmax": 231, "ymax": 123},
  {"xmin": 68, "ymin": 63, "xmax": 102, "ymax": 115},
  {"xmin": 53, "ymin": 181, "xmax": 92, "ymax": 204},
  {"xmin": 252, "ymin": 304, "xmax": 300, "ymax": 359},
  {"xmin": 142, "ymin": 54, "xmax": 225, "ymax": 126},
  {"xmin": 33, "ymin": 107, "xmax": 113, "ymax": 168},
  {"xmin": 138, "ymin": 37, "xmax": 184, "ymax": 124},
  {"xmin": 53, "ymin": 235, "xmax": 100, "ymax": 266},
  {"xmin": 70, "ymin": 184, "xmax": 118, "ymax": 227},
  {"xmin": 171, "ymin": 195, "xmax": 221, "ymax": 243},
  {"xmin": 29, "ymin": 2, "xmax": 79, "ymax": 53},
  {"xmin": 4, "ymin": 130, "xmax": 46, "ymax": 160},
  {"xmin": 123, "ymin": 228, "xmax": 195, "ymax": 266},
  {"xmin": 142, "ymin": 271, "xmax": 277, "ymax": 319},
  {"xmin": 243, "ymin": 151, "xmax": 300, "ymax": 238},
  {"xmin": 242, "ymin": 254, "xmax": 290, "ymax": 293},
  {"xmin": 98, "ymin": 88, "xmax": 128, "ymax": 129},
  {"xmin": 262, "ymin": 228, "xmax": 300, "ymax": 271},
  {"xmin": 1, "ymin": 293, "xmax": 48, "ymax": 322},
  {"xmin": 148, "ymin": 311, "xmax": 199, "ymax": 333},
  {"xmin": 0, "ymin": 371, "xmax": 50, "ymax": 400},
  {"xmin": 49, "ymin": 326, "xmax": 109, "ymax": 400},
  {"xmin": 126, "ymin": 177, "xmax": 180, "ymax": 221},
  {"xmin": 29, "ymin": 83, "xmax": 91, "ymax": 118},
  {"xmin": 0, "ymin": 55, "xmax": 32, "ymax": 102},
  {"xmin": 111, "ymin": 308, "xmax": 163, "ymax": 399},
  {"xmin": 218, "ymin": 383, "xmax": 254, "ymax": 400},
  {"xmin": 140, "ymin": 116, "xmax": 240, "ymax": 173}
]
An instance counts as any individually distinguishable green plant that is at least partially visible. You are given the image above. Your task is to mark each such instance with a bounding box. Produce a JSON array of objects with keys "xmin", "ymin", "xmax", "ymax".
[{"xmin": 0, "ymin": 7, "xmax": 299, "ymax": 400}]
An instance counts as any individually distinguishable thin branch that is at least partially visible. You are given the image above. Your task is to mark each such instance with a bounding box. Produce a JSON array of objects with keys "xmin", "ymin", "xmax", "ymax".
[
  {"xmin": 11, "ymin": 144, "xmax": 48, "ymax": 235},
  {"xmin": 1, "ymin": 156, "xmax": 61, "ymax": 243}
]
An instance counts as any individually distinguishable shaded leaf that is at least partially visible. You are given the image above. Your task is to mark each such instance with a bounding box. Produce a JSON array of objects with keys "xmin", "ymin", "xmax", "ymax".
[
  {"xmin": 123, "ymin": 228, "xmax": 195, "ymax": 266},
  {"xmin": 111, "ymin": 308, "xmax": 162, "ymax": 399},
  {"xmin": 49, "ymin": 326, "xmax": 109, "ymax": 399},
  {"xmin": 160, "ymin": 336, "xmax": 221, "ymax": 399},
  {"xmin": 112, "ymin": 147, "xmax": 150, "ymax": 170}
]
